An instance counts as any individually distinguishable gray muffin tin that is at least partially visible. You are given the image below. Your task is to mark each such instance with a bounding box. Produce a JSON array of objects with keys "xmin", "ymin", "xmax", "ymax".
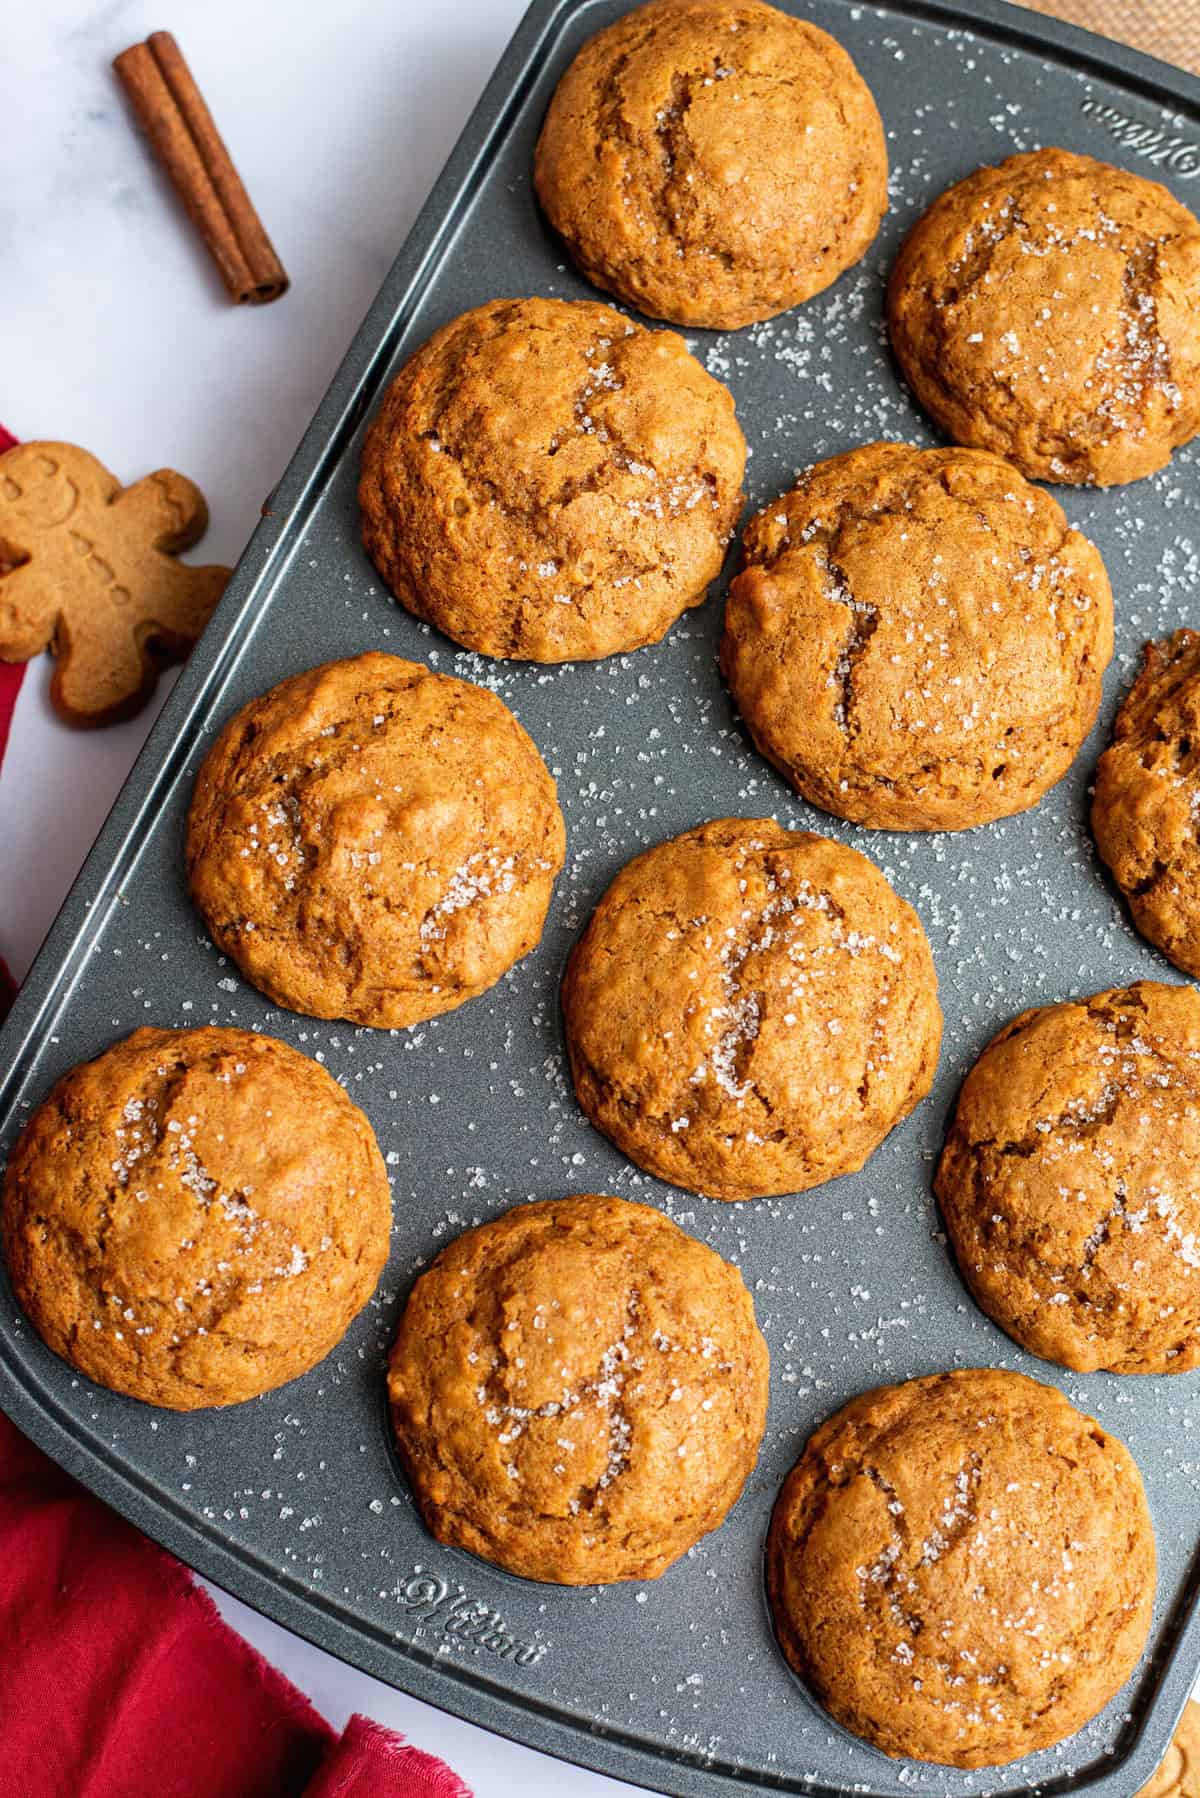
[{"xmin": 2, "ymin": 0, "xmax": 1200, "ymax": 1792}]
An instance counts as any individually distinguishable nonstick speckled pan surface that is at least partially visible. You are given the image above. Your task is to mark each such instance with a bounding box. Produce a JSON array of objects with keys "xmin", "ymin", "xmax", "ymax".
[{"xmin": 3, "ymin": 1, "xmax": 1200, "ymax": 1792}]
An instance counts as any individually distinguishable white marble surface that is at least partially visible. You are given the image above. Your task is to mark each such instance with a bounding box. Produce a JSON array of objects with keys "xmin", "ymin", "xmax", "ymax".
[{"xmin": 3, "ymin": 1, "xmax": 644, "ymax": 1790}]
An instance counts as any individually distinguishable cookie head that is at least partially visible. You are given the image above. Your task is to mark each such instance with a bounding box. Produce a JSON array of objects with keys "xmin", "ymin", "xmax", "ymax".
[
  {"xmin": 0, "ymin": 444, "xmax": 111, "ymax": 533},
  {"xmin": 888, "ymin": 149, "xmax": 1200, "ymax": 485}
]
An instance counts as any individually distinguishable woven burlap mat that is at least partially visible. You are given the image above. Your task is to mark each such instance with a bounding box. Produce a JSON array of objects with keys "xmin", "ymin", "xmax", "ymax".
[{"xmin": 1016, "ymin": 0, "xmax": 1200, "ymax": 75}]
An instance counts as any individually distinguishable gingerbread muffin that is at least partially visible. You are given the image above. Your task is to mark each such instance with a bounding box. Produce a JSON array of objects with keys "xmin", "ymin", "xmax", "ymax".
[
  {"xmin": 533, "ymin": 0, "xmax": 888, "ymax": 330},
  {"xmin": 722, "ymin": 443, "xmax": 1113, "ymax": 831},
  {"xmin": 2, "ymin": 1027, "xmax": 391, "ymax": 1410},
  {"xmin": 936, "ymin": 981, "xmax": 1200, "ymax": 1374},
  {"xmin": 359, "ymin": 297, "xmax": 746, "ymax": 661},
  {"xmin": 187, "ymin": 653, "xmax": 565, "ymax": 1028},
  {"xmin": 1094, "ymin": 630, "xmax": 1200, "ymax": 976},
  {"xmin": 766, "ymin": 1368, "xmax": 1156, "ymax": 1767},
  {"xmin": 1137, "ymin": 1702, "xmax": 1200, "ymax": 1798},
  {"xmin": 561, "ymin": 820, "xmax": 941, "ymax": 1200},
  {"xmin": 388, "ymin": 1193, "xmax": 769, "ymax": 1584},
  {"xmin": 888, "ymin": 148, "xmax": 1200, "ymax": 486}
]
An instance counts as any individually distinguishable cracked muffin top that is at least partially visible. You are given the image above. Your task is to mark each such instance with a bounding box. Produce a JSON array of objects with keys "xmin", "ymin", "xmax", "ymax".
[
  {"xmin": 2, "ymin": 1027, "xmax": 391, "ymax": 1410},
  {"xmin": 387, "ymin": 1193, "xmax": 769, "ymax": 1584},
  {"xmin": 722, "ymin": 443, "xmax": 1113, "ymax": 832},
  {"xmin": 358, "ymin": 296, "xmax": 746, "ymax": 661},
  {"xmin": 561, "ymin": 819, "xmax": 941, "ymax": 1200},
  {"xmin": 533, "ymin": 0, "xmax": 888, "ymax": 329},
  {"xmin": 187, "ymin": 652, "xmax": 565, "ymax": 1029},
  {"xmin": 936, "ymin": 981, "xmax": 1200, "ymax": 1374},
  {"xmin": 1136, "ymin": 1701, "xmax": 1200, "ymax": 1798},
  {"xmin": 888, "ymin": 148, "xmax": 1200, "ymax": 486},
  {"xmin": 766, "ymin": 1368, "xmax": 1155, "ymax": 1767},
  {"xmin": 1093, "ymin": 630, "xmax": 1200, "ymax": 979}
]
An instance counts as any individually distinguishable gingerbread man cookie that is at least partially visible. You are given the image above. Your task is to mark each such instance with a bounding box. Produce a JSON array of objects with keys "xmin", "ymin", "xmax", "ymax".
[
  {"xmin": 1139, "ymin": 1702, "xmax": 1200, "ymax": 1797},
  {"xmin": 0, "ymin": 441, "xmax": 228, "ymax": 725}
]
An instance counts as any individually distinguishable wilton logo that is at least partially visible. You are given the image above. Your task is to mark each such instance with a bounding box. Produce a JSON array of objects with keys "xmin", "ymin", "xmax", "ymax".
[
  {"xmin": 394, "ymin": 1570, "xmax": 548, "ymax": 1667},
  {"xmin": 1080, "ymin": 98, "xmax": 1200, "ymax": 177}
]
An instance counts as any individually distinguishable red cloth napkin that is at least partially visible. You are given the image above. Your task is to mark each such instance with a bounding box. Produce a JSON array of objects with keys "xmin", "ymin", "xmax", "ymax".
[
  {"xmin": 0, "ymin": 1415, "xmax": 473, "ymax": 1796},
  {"xmin": 0, "ymin": 425, "xmax": 23, "ymax": 745},
  {"xmin": 0, "ymin": 410, "xmax": 472, "ymax": 1794},
  {"xmin": 0, "ymin": 659, "xmax": 22, "ymax": 769},
  {"xmin": 0, "ymin": 422, "xmax": 26, "ymax": 1018}
]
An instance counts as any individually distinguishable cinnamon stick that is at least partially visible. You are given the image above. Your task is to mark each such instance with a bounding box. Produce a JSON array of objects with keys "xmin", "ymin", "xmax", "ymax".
[{"xmin": 113, "ymin": 31, "xmax": 288, "ymax": 305}]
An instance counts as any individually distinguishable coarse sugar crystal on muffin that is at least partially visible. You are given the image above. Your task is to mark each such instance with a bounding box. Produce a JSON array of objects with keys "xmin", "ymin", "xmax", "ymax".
[
  {"xmin": 387, "ymin": 1193, "xmax": 769, "ymax": 1584},
  {"xmin": 766, "ymin": 1367, "xmax": 1155, "ymax": 1767},
  {"xmin": 186, "ymin": 651, "xmax": 565, "ymax": 1028},
  {"xmin": 359, "ymin": 296, "xmax": 746, "ymax": 660},
  {"xmin": 561, "ymin": 819, "xmax": 941, "ymax": 1199},
  {"xmin": 534, "ymin": 0, "xmax": 888, "ymax": 330},
  {"xmin": 888, "ymin": 148, "xmax": 1200, "ymax": 485},
  {"xmin": 2, "ymin": 1026, "xmax": 392, "ymax": 1410},
  {"xmin": 722, "ymin": 441, "xmax": 1113, "ymax": 830}
]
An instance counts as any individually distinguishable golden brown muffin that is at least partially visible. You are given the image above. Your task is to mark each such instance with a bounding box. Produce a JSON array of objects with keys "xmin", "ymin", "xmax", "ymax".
[
  {"xmin": 561, "ymin": 820, "xmax": 941, "ymax": 1200},
  {"xmin": 533, "ymin": 0, "xmax": 888, "ymax": 330},
  {"xmin": 358, "ymin": 297, "xmax": 746, "ymax": 661},
  {"xmin": 936, "ymin": 981, "xmax": 1200, "ymax": 1374},
  {"xmin": 722, "ymin": 443, "xmax": 1113, "ymax": 831},
  {"xmin": 766, "ymin": 1368, "xmax": 1156, "ymax": 1768},
  {"xmin": 1138, "ymin": 1702, "xmax": 1200, "ymax": 1797},
  {"xmin": 387, "ymin": 1193, "xmax": 769, "ymax": 1584},
  {"xmin": 1093, "ymin": 631, "xmax": 1200, "ymax": 976},
  {"xmin": 187, "ymin": 652, "xmax": 565, "ymax": 1028},
  {"xmin": 2, "ymin": 1027, "xmax": 391, "ymax": 1410},
  {"xmin": 888, "ymin": 148, "xmax": 1200, "ymax": 486}
]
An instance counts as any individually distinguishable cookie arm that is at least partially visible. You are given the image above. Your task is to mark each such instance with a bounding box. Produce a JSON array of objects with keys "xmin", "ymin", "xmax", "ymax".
[
  {"xmin": 142, "ymin": 563, "xmax": 230, "ymax": 645},
  {"xmin": 116, "ymin": 469, "xmax": 211, "ymax": 553},
  {"xmin": 0, "ymin": 562, "xmax": 58, "ymax": 662}
]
